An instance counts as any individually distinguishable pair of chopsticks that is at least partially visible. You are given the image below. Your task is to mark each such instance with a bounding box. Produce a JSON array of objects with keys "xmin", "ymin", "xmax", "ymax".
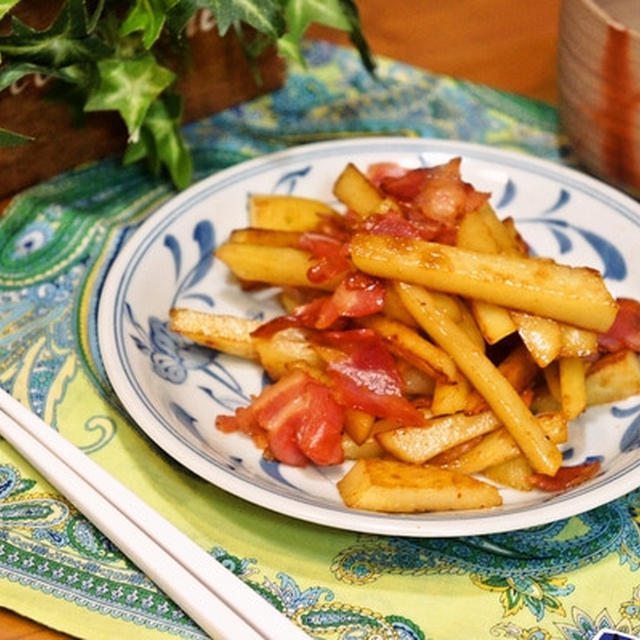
[{"xmin": 0, "ymin": 387, "xmax": 310, "ymax": 640}]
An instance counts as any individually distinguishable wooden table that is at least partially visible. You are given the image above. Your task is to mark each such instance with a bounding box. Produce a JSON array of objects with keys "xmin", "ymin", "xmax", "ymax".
[{"xmin": 0, "ymin": 1, "xmax": 560, "ymax": 637}]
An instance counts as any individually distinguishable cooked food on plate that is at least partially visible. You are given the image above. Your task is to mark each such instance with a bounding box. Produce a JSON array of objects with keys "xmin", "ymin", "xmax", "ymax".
[{"xmin": 170, "ymin": 158, "xmax": 640, "ymax": 513}]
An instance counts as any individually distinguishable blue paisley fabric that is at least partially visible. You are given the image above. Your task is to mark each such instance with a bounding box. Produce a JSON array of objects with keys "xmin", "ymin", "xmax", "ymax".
[{"xmin": 1, "ymin": 41, "xmax": 639, "ymax": 640}]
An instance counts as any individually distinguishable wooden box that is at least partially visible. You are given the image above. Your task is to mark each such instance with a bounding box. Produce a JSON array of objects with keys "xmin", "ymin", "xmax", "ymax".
[{"xmin": 0, "ymin": 7, "xmax": 285, "ymax": 198}]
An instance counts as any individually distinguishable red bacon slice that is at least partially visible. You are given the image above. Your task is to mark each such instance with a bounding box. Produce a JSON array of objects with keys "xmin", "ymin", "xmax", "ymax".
[
  {"xmin": 357, "ymin": 210, "xmax": 441, "ymax": 241},
  {"xmin": 529, "ymin": 460, "xmax": 601, "ymax": 492},
  {"xmin": 216, "ymin": 370, "xmax": 344, "ymax": 466},
  {"xmin": 317, "ymin": 329, "xmax": 426, "ymax": 426},
  {"xmin": 252, "ymin": 273, "xmax": 385, "ymax": 335},
  {"xmin": 298, "ymin": 232, "xmax": 351, "ymax": 284},
  {"xmin": 598, "ymin": 297, "xmax": 640, "ymax": 353},
  {"xmin": 379, "ymin": 158, "xmax": 490, "ymax": 227}
]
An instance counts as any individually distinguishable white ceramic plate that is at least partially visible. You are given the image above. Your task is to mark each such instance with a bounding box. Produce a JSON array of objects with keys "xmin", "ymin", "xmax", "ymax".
[{"xmin": 98, "ymin": 137, "xmax": 640, "ymax": 537}]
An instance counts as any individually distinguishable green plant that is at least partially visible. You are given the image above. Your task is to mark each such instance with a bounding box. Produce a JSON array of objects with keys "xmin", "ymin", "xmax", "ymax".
[{"xmin": 0, "ymin": 0, "xmax": 373, "ymax": 189}]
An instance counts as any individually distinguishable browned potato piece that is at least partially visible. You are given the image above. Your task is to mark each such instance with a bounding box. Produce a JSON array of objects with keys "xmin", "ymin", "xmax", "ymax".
[
  {"xmin": 344, "ymin": 409, "xmax": 376, "ymax": 445},
  {"xmin": 559, "ymin": 324, "xmax": 599, "ymax": 358},
  {"xmin": 585, "ymin": 350, "xmax": 640, "ymax": 406},
  {"xmin": 216, "ymin": 243, "xmax": 335, "ymax": 290},
  {"xmin": 469, "ymin": 299, "xmax": 518, "ymax": 345},
  {"xmin": 444, "ymin": 412, "xmax": 567, "ymax": 475},
  {"xmin": 456, "ymin": 208, "xmax": 517, "ymax": 344},
  {"xmin": 342, "ymin": 434, "xmax": 385, "ymax": 460},
  {"xmin": 169, "ymin": 309, "xmax": 259, "ymax": 359},
  {"xmin": 431, "ymin": 374, "xmax": 470, "ymax": 416},
  {"xmin": 558, "ymin": 356, "xmax": 587, "ymax": 420},
  {"xmin": 464, "ymin": 344, "xmax": 538, "ymax": 414},
  {"xmin": 377, "ymin": 410, "xmax": 502, "ymax": 464},
  {"xmin": 359, "ymin": 314, "xmax": 457, "ymax": 382},
  {"xmin": 249, "ymin": 194, "xmax": 339, "ymax": 231},
  {"xmin": 396, "ymin": 282, "xmax": 563, "ymax": 476},
  {"xmin": 351, "ymin": 234, "xmax": 618, "ymax": 332},
  {"xmin": 253, "ymin": 333, "xmax": 322, "ymax": 381},
  {"xmin": 511, "ymin": 312, "xmax": 562, "ymax": 368},
  {"xmin": 228, "ymin": 228, "xmax": 301, "ymax": 247},
  {"xmin": 332, "ymin": 163, "xmax": 385, "ymax": 216},
  {"xmin": 337, "ymin": 459, "xmax": 502, "ymax": 512},
  {"xmin": 484, "ymin": 456, "xmax": 535, "ymax": 491}
]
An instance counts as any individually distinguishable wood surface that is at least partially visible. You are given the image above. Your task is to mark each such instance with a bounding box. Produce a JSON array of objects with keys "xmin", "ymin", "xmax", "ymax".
[{"xmin": 0, "ymin": 1, "xmax": 560, "ymax": 637}]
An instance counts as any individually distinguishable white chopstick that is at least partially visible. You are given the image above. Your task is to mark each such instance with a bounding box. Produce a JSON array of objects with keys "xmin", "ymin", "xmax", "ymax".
[{"xmin": 0, "ymin": 388, "xmax": 309, "ymax": 640}]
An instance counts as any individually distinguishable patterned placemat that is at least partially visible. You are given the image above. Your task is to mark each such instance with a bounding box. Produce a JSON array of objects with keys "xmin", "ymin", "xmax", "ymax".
[{"xmin": 2, "ymin": 41, "xmax": 639, "ymax": 640}]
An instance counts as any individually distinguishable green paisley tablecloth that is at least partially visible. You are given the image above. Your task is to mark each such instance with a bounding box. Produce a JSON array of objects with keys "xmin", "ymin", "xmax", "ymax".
[{"xmin": 1, "ymin": 41, "xmax": 639, "ymax": 640}]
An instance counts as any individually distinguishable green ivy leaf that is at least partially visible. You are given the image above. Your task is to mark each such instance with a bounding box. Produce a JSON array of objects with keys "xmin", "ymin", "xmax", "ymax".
[
  {"xmin": 165, "ymin": 0, "xmax": 210, "ymax": 35},
  {"xmin": 0, "ymin": 0, "xmax": 21, "ymax": 21},
  {"xmin": 123, "ymin": 93, "xmax": 192, "ymax": 189},
  {"xmin": 85, "ymin": 53, "xmax": 175, "ymax": 141},
  {"xmin": 0, "ymin": 127, "xmax": 33, "ymax": 147},
  {"xmin": 0, "ymin": 61, "xmax": 89, "ymax": 92},
  {"xmin": 0, "ymin": 0, "xmax": 112, "ymax": 67},
  {"xmin": 203, "ymin": 0, "xmax": 284, "ymax": 38},
  {"xmin": 283, "ymin": 0, "xmax": 350, "ymax": 42},
  {"xmin": 277, "ymin": 0, "xmax": 374, "ymax": 72},
  {"xmin": 120, "ymin": 0, "xmax": 182, "ymax": 49}
]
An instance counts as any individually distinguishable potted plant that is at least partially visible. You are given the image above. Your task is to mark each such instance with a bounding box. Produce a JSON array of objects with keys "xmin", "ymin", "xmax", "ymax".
[{"xmin": 0, "ymin": 0, "xmax": 372, "ymax": 193}]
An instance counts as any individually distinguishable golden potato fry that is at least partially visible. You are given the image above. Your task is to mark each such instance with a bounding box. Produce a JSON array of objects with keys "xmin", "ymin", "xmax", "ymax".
[
  {"xmin": 469, "ymin": 299, "xmax": 518, "ymax": 345},
  {"xmin": 376, "ymin": 409, "xmax": 502, "ymax": 464},
  {"xmin": 431, "ymin": 374, "xmax": 470, "ymax": 416},
  {"xmin": 483, "ymin": 456, "xmax": 535, "ymax": 491},
  {"xmin": 253, "ymin": 333, "xmax": 322, "ymax": 381},
  {"xmin": 542, "ymin": 361, "xmax": 561, "ymax": 402},
  {"xmin": 475, "ymin": 203, "xmax": 523, "ymax": 255},
  {"xmin": 558, "ymin": 356, "xmax": 587, "ymax": 420},
  {"xmin": 341, "ymin": 434, "xmax": 385, "ymax": 460},
  {"xmin": 464, "ymin": 343, "xmax": 539, "ymax": 414},
  {"xmin": 351, "ymin": 234, "xmax": 618, "ymax": 332},
  {"xmin": 395, "ymin": 282, "xmax": 563, "ymax": 475},
  {"xmin": 249, "ymin": 194, "xmax": 339, "ymax": 231},
  {"xmin": 585, "ymin": 350, "xmax": 640, "ymax": 406},
  {"xmin": 511, "ymin": 312, "xmax": 562, "ymax": 368},
  {"xmin": 382, "ymin": 283, "xmax": 419, "ymax": 326},
  {"xmin": 332, "ymin": 163, "xmax": 385, "ymax": 216},
  {"xmin": 456, "ymin": 207, "xmax": 500, "ymax": 253},
  {"xmin": 444, "ymin": 412, "xmax": 567, "ymax": 475},
  {"xmin": 558, "ymin": 324, "xmax": 599, "ymax": 358},
  {"xmin": 500, "ymin": 216, "xmax": 530, "ymax": 254},
  {"xmin": 427, "ymin": 436, "xmax": 486, "ymax": 466},
  {"xmin": 169, "ymin": 309, "xmax": 259, "ymax": 359},
  {"xmin": 228, "ymin": 228, "xmax": 301, "ymax": 247},
  {"xmin": 337, "ymin": 458, "xmax": 502, "ymax": 512},
  {"xmin": 169, "ymin": 308, "xmax": 321, "ymax": 381},
  {"xmin": 358, "ymin": 314, "xmax": 457, "ymax": 382},
  {"xmin": 216, "ymin": 243, "xmax": 335, "ymax": 290},
  {"xmin": 397, "ymin": 359, "xmax": 437, "ymax": 396},
  {"xmin": 456, "ymin": 208, "xmax": 519, "ymax": 344},
  {"xmin": 344, "ymin": 409, "xmax": 376, "ymax": 445},
  {"xmin": 530, "ymin": 386, "xmax": 561, "ymax": 414}
]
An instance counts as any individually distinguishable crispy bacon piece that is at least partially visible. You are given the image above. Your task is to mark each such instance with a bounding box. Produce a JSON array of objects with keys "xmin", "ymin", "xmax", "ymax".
[
  {"xmin": 298, "ymin": 232, "xmax": 351, "ymax": 284},
  {"xmin": 379, "ymin": 158, "xmax": 490, "ymax": 227},
  {"xmin": 317, "ymin": 329, "xmax": 426, "ymax": 426},
  {"xmin": 357, "ymin": 210, "xmax": 441, "ymax": 240},
  {"xmin": 598, "ymin": 297, "xmax": 640, "ymax": 352},
  {"xmin": 216, "ymin": 370, "xmax": 344, "ymax": 466},
  {"xmin": 252, "ymin": 273, "xmax": 385, "ymax": 335},
  {"xmin": 367, "ymin": 162, "xmax": 409, "ymax": 186},
  {"xmin": 313, "ymin": 273, "xmax": 386, "ymax": 329},
  {"xmin": 529, "ymin": 460, "xmax": 601, "ymax": 492}
]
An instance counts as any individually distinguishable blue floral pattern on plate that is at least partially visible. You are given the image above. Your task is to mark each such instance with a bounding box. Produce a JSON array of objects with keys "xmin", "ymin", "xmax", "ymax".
[{"xmin": 97, "ymin": 137, "xmax": 640, "ymax": 537}]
